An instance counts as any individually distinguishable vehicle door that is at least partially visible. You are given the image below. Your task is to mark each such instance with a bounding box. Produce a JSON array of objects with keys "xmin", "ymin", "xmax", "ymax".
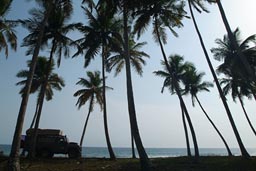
[{"xmin": 54, "ymin": 136, "xmax": 67, "ymax": 153}]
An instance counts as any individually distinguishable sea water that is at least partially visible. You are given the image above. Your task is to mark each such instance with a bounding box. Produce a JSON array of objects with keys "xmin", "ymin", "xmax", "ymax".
[{"xmin": 1, "ymin": 144, "xmax": 256, "ymax": 158}]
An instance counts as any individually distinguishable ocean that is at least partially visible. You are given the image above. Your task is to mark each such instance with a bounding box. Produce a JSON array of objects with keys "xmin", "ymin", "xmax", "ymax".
[{"xmin": 1, "ymin": 144, "xmax": 256, "ymax": 158}]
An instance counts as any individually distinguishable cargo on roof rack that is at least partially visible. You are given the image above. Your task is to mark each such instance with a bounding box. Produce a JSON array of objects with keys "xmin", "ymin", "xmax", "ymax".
[{"xmin": 26, "ymin": 128, "xmax": 63, "ymax": 136}]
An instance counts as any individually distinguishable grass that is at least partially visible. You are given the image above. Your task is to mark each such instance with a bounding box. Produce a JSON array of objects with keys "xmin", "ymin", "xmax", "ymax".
[{"xmin": 1, "ymin": 156, "xmax": 256, "ymax": 171}]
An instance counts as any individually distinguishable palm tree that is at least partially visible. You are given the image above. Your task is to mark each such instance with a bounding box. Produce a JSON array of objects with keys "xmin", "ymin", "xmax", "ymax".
[
  {"xmin": 215, "ymin": 0, "xmax": 255, "ymax": 82},
  {"xmin": 211, "ymin": 28, "xmax": 256, "ymax": 98},
  {"xmin": 212, "ymin": 28, "xmax": 256, "ymax": 136},
  {"xmin": 0, "ymin": 0, "xmax": 17, "ymax": 58},
  {"xmin": 94, "ymin": 0, "xmax": 152, "ymax": 169},
  {"xmin": 182, "ymin": 66, "xmax": 232, "ymax": 156},
  {"xmin": 106, "ymin": 34, "xmax": 150, "ymax": 158},
  {"xmin": 154, "ymin": 54, "xmax": 199, "ymax": 157},
  {"xmin": 133, "ymin": 0, "xmax": 186, "ymax": 40},
  {"xmin": 120, "ymin": 0, "xmax": 152, "ymax": 169},
  {"xmin": 74, "ymin": 3, "xmax": 121, "ymax": 159},
  {"xmin": 187, "ymin": 0, "xmax": 250, "ymax": 157},
  {"xmin": 28, "ymin": 8, "xmax": 78, "ymax": 129},
  {"xmin": 74, "ymin": 71, "xmax": 106, "ymax": 148},
  {"xmin": 133, "ymin": 0, "xmax": 195, "ymax": 163},
  {"xmin": 133, "ymin": 0, "xmax": 186, "ymax": 78},
  {"xmin": 219, "ymin": 77, "xmax": 256, "ymax": 136},
  {"xmin": 106, "ymin": 34, "xmax": 149, "ymax": 77},
  {"xmin": 8, "ymin": 1, "xmax": 54, "ymax": 171},
  {"xmin": 74, "ymin": 4, "xmax": 120, "ymax": 160},
  {"xmin": 9, "ymin": 1, "xmax": 72, "ymax": 170},
  {"xmin": 21, "ymin": 1, "xmax": 74, "ymax": 158}
]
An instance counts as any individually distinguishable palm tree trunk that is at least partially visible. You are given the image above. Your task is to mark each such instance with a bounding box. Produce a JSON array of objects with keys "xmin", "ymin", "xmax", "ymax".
[
  {"xmin": 238, "ymin": 95, "xmax": 256, "ymax": 136},
  {"xmin": 102, "ymin": 45, "xmax": 116, "ymax": 160},
  {"xmin": 8, "ymin": 5, "xmax": 51, "ymax": 171},
  {"xmin": 131, "ymin": 130, "xmax": 136, "ymax": 158},
  {"xmin": 80, "ymin": 97, "xmax": 94, "ymax": 147},
  {"xmin": 28, "ymin": 85, "xmax": 46, "ymax": 158},
  {"xmin": 181, "ymin": 102, "xmax": 191, "ymax": 157},
  {"xmin": 123, "ymin": 3, "xmax": 151, "ymax": 171},
  {"xmin": 195, "ymin": 95, "xmax": 232, "ymax": 156},
  {"xmin": 154, "ymin": 17, "xmax": 199, "ymax": 158},
  {"xmin": 30, "ymin": 102, "xmax": 39, "ymax": 129},
  {"xmin": 188, "ymin": 0, "xmax": 250, "ymax": 158},
  {"xmin": 28, "ymin": 40, "xmax": 57, "ymax": 158},
  {"xmin": 216, "ymin": 0, "xmax": 255, "ymax": 81},
  {"xmin": 180, "ymin": 96, "xmax": 199, "ymax": 157}
]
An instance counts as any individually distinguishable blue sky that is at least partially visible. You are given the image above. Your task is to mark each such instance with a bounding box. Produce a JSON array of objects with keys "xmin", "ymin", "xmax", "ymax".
[{"xmin": 1, "ymin": 0, "xmax": 256, "ymax": 152}]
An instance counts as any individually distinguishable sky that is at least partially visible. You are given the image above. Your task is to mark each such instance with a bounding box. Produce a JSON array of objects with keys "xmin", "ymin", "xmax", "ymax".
[{"xmin": 1, "ymin": 0, "xmax": 256, "ymax": 152}]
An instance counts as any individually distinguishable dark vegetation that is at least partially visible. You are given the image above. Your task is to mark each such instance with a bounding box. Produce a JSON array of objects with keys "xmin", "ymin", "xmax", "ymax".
[{"xmin": 1, "ymin": 156, "xmax": 256, "ymax": 171}]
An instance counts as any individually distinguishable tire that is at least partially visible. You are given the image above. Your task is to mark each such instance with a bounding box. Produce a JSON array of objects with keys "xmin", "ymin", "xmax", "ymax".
[{"xmin": 68, "ymin": 148, "xmax": 81, "ymax": 159}]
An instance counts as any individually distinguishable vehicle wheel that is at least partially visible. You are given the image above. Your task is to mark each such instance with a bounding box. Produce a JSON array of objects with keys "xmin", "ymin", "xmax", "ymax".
[
  {"xmin": 68, "ymin": 149, "xmax": 81, "ymax": 159},
  {"xmin": 40, "ymin": 149, "xmax": 53, "ymax": 158}
]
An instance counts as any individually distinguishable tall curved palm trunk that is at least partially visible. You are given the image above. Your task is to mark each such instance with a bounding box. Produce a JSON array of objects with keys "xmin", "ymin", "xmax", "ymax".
[
  {"xmin": 30, "ymin": 102, "xmax": 39, "ymax": 129},
  {"xmin": 181, "ymin": 102, "xmax": 191, "ymax": 157},
  {"xmin": 216, "ymin": 0, "xmax": 255, "ymax": 81},
  {"xmin": 28, "ymin": 85, "xmax": 46, "ymax": 158},
  {"xmin": 102, "ymin": 45, "xmax": 116, "ymax": 159},
  {"xmin": 8, "ymin": 5, "xmax": 51, "ymax": 171},
  {"xmin": 195, "ymin": 95, "xmax": 232, "ymax": 156},
  {"xmin": 131, "ymin": 130, "xmax": 136, "ymax": 158},
  {"xmin": 188, "ymin": 0, "xmax": 250, "ymax": 158},
  {"xmin": 80, "ymin": 98, "xmax": 94, "ymax": 147},
  {"xmin": 237, "ymin": 95, "xmax": 256, "ymax": 136},
  {"xmin": 123, "ymin": 3, "xmax": 151, "ymax": 171},
  {"xmin": 154, "ymin": 18, "xmax": 199, "ymax": 157}
]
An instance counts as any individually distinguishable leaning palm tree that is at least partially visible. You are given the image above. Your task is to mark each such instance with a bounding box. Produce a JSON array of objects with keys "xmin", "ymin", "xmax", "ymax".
[
  {"xmin": 134, "ymin": 0, "xmax": 200, "ymax": 159},
  {"xmin": 73, "ymin": 4, "xmax": 121, "ymax": 159},
  {"xmin": 74, "ymin": 71, "xmax": 106, "ymax": 147},
  {"xmin": 180, "ymin": 102, "xmax": 191, "ymax": 157},
  {"xmin": 187, "ymin": 0, "xmax": 250, "ymax": 157},
  {"xmin": 9, "ymin": 1, "xmax": 73, "ymax": 170},
  {"xmin": 154, "ymin": 54, "xmax": 199, "ymax": 157},
  {"xmin": 119, "ymin": 0, "xmax": 152, "ymax": 169},
  {"xmin": 0, "ymin": 0, "xmax": 17, "ymax": 58},
  {"xmin": 21, "ymin": 2, "xmax": 74, "ymax": 158},
  {"xmin": 106, "ymin": 34, "xmax": 150, "ymax": 158},
  {"xmin": 219, "ymin": 76, "xmax": 256, "ymax": 137},
  {"xmin": 212, "ymin": 28, "xmax": 256, "ymax": 137},
  {"xmin": 182, "ymin": 66, "xmax": 232, "ymax": 156}
]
